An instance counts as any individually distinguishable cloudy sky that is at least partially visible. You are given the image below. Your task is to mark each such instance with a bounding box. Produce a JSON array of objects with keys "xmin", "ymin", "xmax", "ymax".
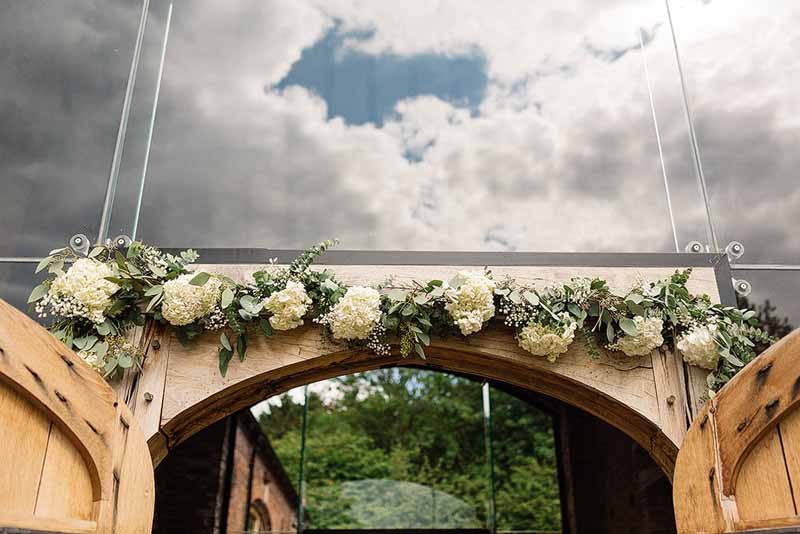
[{"xmin": 1, "ymin": 0, "xmax": 798, "ymax": 319}]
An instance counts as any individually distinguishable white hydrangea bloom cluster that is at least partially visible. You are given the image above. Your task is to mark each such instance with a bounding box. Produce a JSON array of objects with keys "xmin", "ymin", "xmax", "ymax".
[
  {"xmin": 263, "ymin": 280, "xmax": 311, "ymax": 331},
  {"xmin": 517, "ymin": 317, "xmax": 578, "ymax": 362},
  {"xmin": 44, "ymin": 258, "xmax": 119, "ymax": 324},
  {"xmin": 677, "ymin": 323, "xmax": 720, "ymax": 370},
  {"xmin": 161, "ymin": 274, "xmax": 223, "ymax": 326},
  {"xmin": 326, "ymin": 286, "xmax": 382, "ymax": 340},
  {"xmin": 608, "ymin": 316, "xmax": 664, "ymax": 357},
  {"xmin": 445, "ymin": 271, "xmax": 496, "ymax": 336}
]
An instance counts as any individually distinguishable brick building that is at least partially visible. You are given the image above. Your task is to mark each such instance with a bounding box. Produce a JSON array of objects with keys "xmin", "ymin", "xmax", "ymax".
[{"xmin": 153, "ymin": 410, "xmax": 298, "ymax": 534}]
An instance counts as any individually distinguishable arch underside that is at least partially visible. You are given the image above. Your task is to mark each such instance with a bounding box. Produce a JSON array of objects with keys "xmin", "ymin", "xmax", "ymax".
[{"xmin": 150, "ymin": 327, "xmax": 693, "ymax": 478}]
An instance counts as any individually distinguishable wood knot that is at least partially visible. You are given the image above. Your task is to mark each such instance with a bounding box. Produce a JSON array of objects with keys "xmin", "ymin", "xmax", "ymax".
[
  {"xmin": 151, "ymin": 339, "xmax": 161, "ymax": 350},
  {"xmin": 737, "ymin": 420, "xmax": 748, "ymax": 432},
  {"xmin": 143, "ymin": 392, "xmax": 154, "ymax": 402},
  {"xmin": 666, "ymin": 395, "xmax": 676, "ymax": 406},
  {"xmin": 700, "ymin": 414, "xmax": 709, "ymax": 430},
  {"xmin": 54, "ymin": 390, "xmax": 68, "ymax": 404},
  {"xmin": 765, "ymin": 398, "xmax": 780, "ymax": 416},
  {"xmin": 24, "ymin": 365, "xmax": 42, "ymax": 384},
  {"xmin": 756, "ymin": 363, "xmax": 773, "ymax": 387},
  {"xmin": 119, "ymin": 415, "xmax": 130, "ymax": 429}
]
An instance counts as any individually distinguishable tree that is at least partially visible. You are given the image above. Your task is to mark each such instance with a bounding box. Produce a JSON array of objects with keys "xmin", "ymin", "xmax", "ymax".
[{"xmin": 258, "ymin": 368, "xmax": 562, "ymax": 530}]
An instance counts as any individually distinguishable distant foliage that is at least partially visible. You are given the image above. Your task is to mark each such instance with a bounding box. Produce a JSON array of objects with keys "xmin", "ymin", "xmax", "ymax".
[{"xmin": 259, "ymin": 369, "xmax": 562, "ymax": 531}]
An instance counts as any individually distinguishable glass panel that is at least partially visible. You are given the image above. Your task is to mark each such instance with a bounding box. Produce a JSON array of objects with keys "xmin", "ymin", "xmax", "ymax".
[
  {"xmin": 0, "ymin": 1, "xmax": 141, "ymax": 256},
  {"xmin": 490, "ymin": 387, "xmax": 561, "ymax": 532},
  {"xmin": 734, "ymin": 270, "xmax": 800, "ymax": 334},
  {"xmin": 117, "ymin": 0, "xmax": 706, "ymax": 251},
  {"xmin": 0, "ymin": 262, "xmax": 45, "ymax": 318},
  {"xmin": 261, "ymin": 370, "xmax": 492, "ymax": 530},
  {"xmin": 668, "ymin": 0, "xmax": 800, "ymax": 262}
]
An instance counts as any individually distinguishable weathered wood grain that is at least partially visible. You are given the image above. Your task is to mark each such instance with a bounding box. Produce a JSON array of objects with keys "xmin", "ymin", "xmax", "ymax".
[
  {"xmin": 779, "ymin": 407, "xmax": 800, "ymax": 513},
  {"xmin": 0, "ymin": 386, "xmax": 52, "ymax": 517},
  {"xmin": 150, "ymin": 264, "xmax": 722, "ymax": 477},
  {"xmin": 712, "ymin": 329, "xmax": 800, "ymax": 495},
  {"xmin": 672, "ymin": 402, "xmax": 730, "ymax": 534},
  {"xmin": 0, "ymin": 300, "xmax": 154, "ymax": 534},
  {"xmin": 674, "ymin": 328, "xmax": 800, "ymax": 533},
  {"xmin": 735, "ymin": 427, "xmax": 796, "ymax": 522},
  {"xmin": 34, "ymin": 424, "xmax": 94, "ymax": 521}
]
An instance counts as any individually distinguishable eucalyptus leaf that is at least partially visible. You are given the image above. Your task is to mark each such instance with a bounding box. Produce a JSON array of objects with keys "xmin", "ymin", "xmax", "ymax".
[
  {"xmin": 96, "ymin": 321, "xmax": 113, "ymax": 336},
  {"xmin": 94, "ymin": 341, "xmax": 109, "ymax": 358},
  {"xmin": 606, "ymin": 321, "xmax": 615, "ymax": 343},
  {"xmin": 144, "ymin": 285, "xmax": 163, "ymax": 297},
  {"xmin": 522, "ymin": 291, "xmax": 539, "ymax": 306},
  {"xmin": 386, "ymin": 289, "xmax": 408, "ymax": 302},
  {"xmin": 221, "ymin": 288, "xmax": 234, "ymax": 309},
  {"xmin": 322, "ymin": 279, "xmax": 340, "ymax": 292},
  {"xmin": 189, "ymin": 272, "xmax": 211, "ymax": 286},
  {"xmin": 619, "ymin": 317, "xmax": 638, "ymax": 337},
  {"xmin": 220, "ymin": 332, "xmax": 233, "ymax": 351},
  {"xmin": 35, "ymin": 256, "xmax": 54, "ymax": 274},
  {"xmin": 259, "ymin": 318, "xmax": 273, "ymax": 337},
  {"xmin": 28, "ymin": 283, "xmax": 48, "ymax": 303},
  {"xmin": 236, "ymin": 334, "xmax": 248, "ymax": 362},
  {"xmin": 218, "ymin": 347, "xmax": 233, "ymax": 376}
]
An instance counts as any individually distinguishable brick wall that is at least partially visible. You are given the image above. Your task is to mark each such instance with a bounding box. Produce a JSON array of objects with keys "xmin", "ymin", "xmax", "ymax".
[{"xmin": 153, "ymin": 412, "xmax": 297, "ymax": 534}]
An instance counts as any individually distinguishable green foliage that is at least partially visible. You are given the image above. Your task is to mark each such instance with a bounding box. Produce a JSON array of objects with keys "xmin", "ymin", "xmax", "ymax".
[
  {"xmin": 260, "ymin": 369, "xmax": 562, "ymax": 531},
  {"xmin": 32, "ymin": 239, "xmax": 776, "ymax": 391}
]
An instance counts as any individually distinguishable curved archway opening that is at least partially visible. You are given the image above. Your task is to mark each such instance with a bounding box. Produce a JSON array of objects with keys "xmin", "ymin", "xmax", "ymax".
[
  {"xmin": 152, "ymin": 364, "xmax": 678, "ymax": 534},
  {"xmin": 158, "ymin": 340, "xmax": 680, "ymax": 478}
]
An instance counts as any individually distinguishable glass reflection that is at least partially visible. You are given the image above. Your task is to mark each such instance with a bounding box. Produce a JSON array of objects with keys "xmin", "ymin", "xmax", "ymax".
[
  {"xmin": 118, "ymin": 0, "xmax": 702, "ymax": 251},
  {"xmin": 668, "ymin": 0, "xmax": 800, "ymax": 263},
  {"xmin": 0, "ymin": 0, "xmax": 141, "ymax": 257}
]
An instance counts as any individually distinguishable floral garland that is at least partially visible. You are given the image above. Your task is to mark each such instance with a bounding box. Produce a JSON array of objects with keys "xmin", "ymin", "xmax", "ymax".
[{"xmin": 29, "ymin": 240, "xmax": 773, "ymax": 390}]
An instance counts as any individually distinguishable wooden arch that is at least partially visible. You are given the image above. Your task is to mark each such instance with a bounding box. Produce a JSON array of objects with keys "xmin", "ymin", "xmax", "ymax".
[{"xmin": 115, "ymin": 258, "xmax": 727, "ymax": 476}]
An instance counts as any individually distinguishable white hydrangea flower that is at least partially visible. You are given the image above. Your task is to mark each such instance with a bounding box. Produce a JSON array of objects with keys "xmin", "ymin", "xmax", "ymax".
[
  {"xmin": 445, "ymin": 271, "xmax": 496, "ymax": 336},
  {"xmin": 609, "ymin": 316, "xmax": 664, "ymax": 357},
  {"xmin": 327, "ymin": 286, "xmax": 382, "ymax": 340},
  {"xmin": 49, "ymin": 258, "xmax": 119, "ymax": 324},
  {"xmin": 161, "ymin": 274, "xmax": 222, "ymax": 326},
  {"xmin": 518, "ymin": 318, "xmax": 578, "ymax": 362},
  {"xmin": 263, "ymin": 280, "xmax": 311, "ymax": 331},
  {"xmin": 677, "ymin": 323, "xmax": 720, "ymax": 370}
]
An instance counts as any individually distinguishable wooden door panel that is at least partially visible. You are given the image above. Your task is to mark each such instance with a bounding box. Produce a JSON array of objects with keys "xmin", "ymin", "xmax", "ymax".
[
  {"xmin": 674, "ymin": 329, "xmax": 800, "ymax": 533},
  {"xmin": 0, "ymin": 300, "xmax": 154, "ymax": 534}
]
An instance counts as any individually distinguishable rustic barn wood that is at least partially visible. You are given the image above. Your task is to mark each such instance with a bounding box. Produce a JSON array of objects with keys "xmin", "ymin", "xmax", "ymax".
[
  {"xmin": 133, "ymin": 263, "xmax": 721, "ymax": 477},
  {"xmin": 673, "ymin": 329, "xmax": 800, "ymax": 533},
  {"xmin": 0, "ymin": 300, "xmax": 154, "ymax": 534}
]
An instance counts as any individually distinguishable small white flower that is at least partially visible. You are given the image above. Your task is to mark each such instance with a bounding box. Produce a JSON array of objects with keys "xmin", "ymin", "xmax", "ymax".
[
  {"xmin": 608, "ymin": 316, "xmax": 664, "ymax": 357},
  {"xmin": 518, "ymin": 318, "xmax": 577, "ymax": 362},
  {"xmin": 326, "ymin": 286, "xmax": 382, "ymax": 340},
  {"xmin": 48, "ymin": 258, "xmax": 119, "ymax": 324},
  {"xmin": 677, "ymin": 323, "xmax": 719, "ymax": 370},
  {"xmin": 263, "ymin": 280, "xmax": 311, "ymax": 331},
  {"xmin": 445, "ymin": 271, "xmax": 496, "ymax": 336},
  {"xmin": 161, "ymin": 274, "xmax": 222, "ymax": 326}
]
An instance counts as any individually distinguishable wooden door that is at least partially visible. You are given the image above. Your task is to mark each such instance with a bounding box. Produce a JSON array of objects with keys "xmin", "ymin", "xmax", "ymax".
[
  {"xmin": 0, "ymin": 300, "xmax": 154, "ymax": 534},
  {"xmin": 674, "ymin": 329, "xmax": 800, "ymax": 533}
]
